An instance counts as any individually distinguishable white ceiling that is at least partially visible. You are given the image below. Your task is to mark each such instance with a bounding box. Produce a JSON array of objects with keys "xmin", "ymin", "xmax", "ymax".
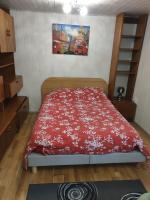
[{"xmin": 0, "ymin": 0, "xmax": 150, "ymax": 15}]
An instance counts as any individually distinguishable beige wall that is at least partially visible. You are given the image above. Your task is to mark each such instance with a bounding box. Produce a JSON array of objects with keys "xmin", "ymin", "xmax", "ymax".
[
  {"xmin": 11, "ymin": 10, "xmax": 115, "ymax": 111},
  {"xmin": 134, "ymin": 15, "xmax": 150, "ymax": 134}
]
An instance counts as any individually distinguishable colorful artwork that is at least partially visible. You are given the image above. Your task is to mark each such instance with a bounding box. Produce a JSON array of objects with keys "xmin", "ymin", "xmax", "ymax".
[{"xmin": 52, "ymin": 24, "xmax": 90, "ymax": 56}]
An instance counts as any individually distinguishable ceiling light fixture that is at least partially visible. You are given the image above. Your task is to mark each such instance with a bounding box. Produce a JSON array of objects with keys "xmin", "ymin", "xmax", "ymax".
[
  {"xmin": 79, "ymin": 6, "xmax": 88, "ymax": 16},
  {"xmin": 62, "ymin": 0, "xmax": 88, "ymax": 16},
  {"xmin": 63, "ymin": 3, "xmax": 72, "ymax": 14}
]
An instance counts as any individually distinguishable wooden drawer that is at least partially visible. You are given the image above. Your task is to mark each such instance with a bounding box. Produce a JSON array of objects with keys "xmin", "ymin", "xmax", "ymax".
[
  {"xmin": 17, "ymin": 97, "xmax": 29, "ymax": 129},
  {"xmin": 0, "ymin": 117, "xmax": 17, "ymax": 161},
  {"xmin": 5, "ymin": 75, "xmax": 23, "ymax": 98}
]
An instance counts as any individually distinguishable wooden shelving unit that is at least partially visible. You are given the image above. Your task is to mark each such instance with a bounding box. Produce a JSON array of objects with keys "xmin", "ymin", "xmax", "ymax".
[
  {"xmin": 108, "ymin": 13, "xmax": 148, "ymax": 121},
  {"xmin": 0, "ymin": 9, "xmax": 29, "ymax": 161}
]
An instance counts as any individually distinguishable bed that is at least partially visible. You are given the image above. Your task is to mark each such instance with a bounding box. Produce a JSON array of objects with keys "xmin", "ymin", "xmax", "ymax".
[{"xmin": 25, "ymin": 77, "xmax": 150, "ymax": 172}]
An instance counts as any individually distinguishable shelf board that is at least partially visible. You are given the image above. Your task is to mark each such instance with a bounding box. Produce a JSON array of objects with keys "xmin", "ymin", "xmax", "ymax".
[
  {"xmin": 121, "ymin": 35, "xmax": 142, "ymax": 39},
  {"xmin": 120, "ymin": 48, "xmax": 140, "ymax": 52},
  {"xmin": 119, "ymin": 60, "xmax": 137, "ymax": 64},
  {"xmin": 117, "ymin": 70, "xmax": 136, "ymax": 75},
  {"xmin": 124, "ymin": 16, "xmax": 139, "ymax": 24},
  {"xmin": 0, "ymin": 62, "xmax": 14, "ymax": 69}
]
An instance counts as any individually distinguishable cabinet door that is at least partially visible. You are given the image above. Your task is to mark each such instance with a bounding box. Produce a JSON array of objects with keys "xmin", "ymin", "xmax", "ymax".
[
  {"xmin": 0, "ymin": 76, "xmax": 5, "ymax": 102},
  {"xmin": 0, "ymin": 117, "xmax": 17, "ymax": 161},
  {"xmin": 17, "ymin": 98, "xmax": 29, "ymax": 129},
  {"xmin": 0, "ymin": 9, "xmax": 16, "ymax": 52}
]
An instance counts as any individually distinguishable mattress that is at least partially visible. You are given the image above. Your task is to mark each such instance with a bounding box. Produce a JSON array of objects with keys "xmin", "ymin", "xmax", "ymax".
[{"xmin": 25, "ymin": 88, "xmax": 150, "ymax": 166}]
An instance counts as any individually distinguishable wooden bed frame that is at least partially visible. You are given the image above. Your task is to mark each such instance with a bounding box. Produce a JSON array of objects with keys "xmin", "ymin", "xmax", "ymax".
[
  {"xmin": 28, "ymin": 77, "xmax": 146, "ymax": 173},
  {"xmin": 41, "ymin": 77, "xmax": 108, "ymax": 99}
]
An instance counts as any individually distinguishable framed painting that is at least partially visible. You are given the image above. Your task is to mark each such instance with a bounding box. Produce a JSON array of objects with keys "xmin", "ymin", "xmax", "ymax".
[{"xmin": 52, "ymin": 24, "xmax": 90, "ymax": 56}]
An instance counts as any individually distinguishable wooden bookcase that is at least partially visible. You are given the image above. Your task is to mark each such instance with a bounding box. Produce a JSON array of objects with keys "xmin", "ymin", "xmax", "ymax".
[
  {"xmin": 0, "ymin": 9, "xmax": 29, "ymax": 161},
  {"xmin": 108, "ymin": 13, "xmax": 148, "ymax": 121}
]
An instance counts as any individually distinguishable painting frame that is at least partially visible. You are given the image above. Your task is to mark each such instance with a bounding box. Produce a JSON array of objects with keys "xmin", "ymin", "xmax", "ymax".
[{"xmin": 52, "ymin": 23, "xmax": 90, "ymax": 56}]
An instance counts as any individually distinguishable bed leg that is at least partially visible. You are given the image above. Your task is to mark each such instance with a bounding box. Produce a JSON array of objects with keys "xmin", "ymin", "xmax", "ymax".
[{"xmin": 32, "ymin": 167, "xmax": 38, "ymax": 174}]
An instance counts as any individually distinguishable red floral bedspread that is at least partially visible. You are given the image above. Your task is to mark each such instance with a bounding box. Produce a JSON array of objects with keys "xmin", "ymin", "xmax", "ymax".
[{"xmin": 25, "ymin": 88, "xmax": 150, "ymax": 161}]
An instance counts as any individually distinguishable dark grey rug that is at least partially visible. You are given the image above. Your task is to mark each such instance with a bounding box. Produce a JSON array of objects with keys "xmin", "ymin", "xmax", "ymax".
[{"xmin": 26, "ymin": 180, "xmax": 146, "ymax": 200}]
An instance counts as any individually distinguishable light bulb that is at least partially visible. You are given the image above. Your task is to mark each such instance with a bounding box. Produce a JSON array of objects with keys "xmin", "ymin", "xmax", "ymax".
[
  {"xmin": 63, "ymin": 3, "xmax": 72, "ymax": 14},
  {"xmin": 80, "ymin": 6, "xmax": 88, "ymax": 16}
]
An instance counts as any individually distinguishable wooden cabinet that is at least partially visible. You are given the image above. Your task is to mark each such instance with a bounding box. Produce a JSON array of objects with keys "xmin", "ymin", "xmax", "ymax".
[
  {"xmin": 0, "ymin": 76, "xmax": 4, "ymax": 102},
  {"xmin": 0, "ymin": 97, "xmax": 29, "ymax": 161},
  {"xmin": 112, "ymin": 99, "xmax": 136, "ymax": 121},
  {"xmin": 5, "ymin": 75, "xmax": 23, "ymax": 98},
  {"xmin": 0, "ymin": 9, "xmax": 16, "ymax": 52},
  {"xmin": 108, "ymin": 13, "xmax": 148, "ymax": 121}
]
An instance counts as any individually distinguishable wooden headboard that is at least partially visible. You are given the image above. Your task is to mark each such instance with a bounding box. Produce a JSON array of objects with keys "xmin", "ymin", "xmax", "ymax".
[{"xmin": 41, "ymin": 77, "xmax": 108, "ymax": 99}]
